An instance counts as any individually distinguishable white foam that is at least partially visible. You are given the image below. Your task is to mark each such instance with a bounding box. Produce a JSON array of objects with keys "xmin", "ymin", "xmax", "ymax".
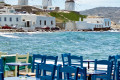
[{"xmin": 0, "ymin": 33, "xmax": 19, "ymax": 38}]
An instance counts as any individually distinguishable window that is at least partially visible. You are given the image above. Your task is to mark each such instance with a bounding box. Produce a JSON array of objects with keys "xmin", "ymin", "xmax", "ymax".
[
  {"xmin": 105, "ymin": 22, "xmax": 107, "ymax": 26},
  {"xmin": 97, "ymin": 25, "xmax": 98, "ymax": 28},
  {"xmin": 33, "ymin": 22, "xmax": 35, "ymax": 25},
  {"xmin": 44, "ymin": 20, "xmax": 46, "ymax": 25},
  {"xmin": 97, "ymin": 21, "xmax": 99, "ymax": 23},
  {"xmin": 23, "ymin": 19, "xmax": 25, "ymax": 21},
  {"xmin": 108, "ymin": 21, "xmax": 109, "ymax": 26},
  {"xmin": 16, "ymin": 18, "xmax": 19, "ymax": 22},
  {"xmin": 0, "ymin": 17, "xmax": 1, "ymax": 21},
  {"xmin": 51, "ymin": 21, "xmax": 53, "ymax": 25},
  {"xmin": 10, "ymin": 17, "xmax": 12, "ymax": 22},
  {"xmin": 99, "ymin": 25, "xmax": 101, "ymax": 27},
  {"xmin": 40, "ymin": 20, "xmax": 41, "ymax": 25},
  {"xmin": 95, "ymin": 25, "xmax": 96, "ymax": 28},
  {"xmin": 4, "ymin": 17, "xmax": 6, "ymax": 21},
  {"xmin": 102, "ymin": 25, "xmax": 103, "ymax": 27}
]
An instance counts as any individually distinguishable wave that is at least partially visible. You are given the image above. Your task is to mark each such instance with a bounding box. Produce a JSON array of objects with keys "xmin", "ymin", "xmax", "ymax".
[{"xmin": 0, "ymin": 33, "xmax": 19, "ymax": 38}]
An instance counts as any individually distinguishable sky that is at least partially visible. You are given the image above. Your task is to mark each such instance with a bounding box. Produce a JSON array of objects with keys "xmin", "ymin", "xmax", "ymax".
[{"xmin": 4, "ymin": 0, "xmax": 120, "ymax": 11}]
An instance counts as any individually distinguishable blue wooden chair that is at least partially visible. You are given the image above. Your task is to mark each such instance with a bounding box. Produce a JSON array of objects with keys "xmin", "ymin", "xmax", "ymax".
[
  {"xmin": 44, "ymin": 55, "xmax": 58, "ymax": 79},
  {"xmin": 69, "ymin": 55, "xmax": 83, "ymax": 68},
  {"xmin": 44, "ymin": 55, "xmax": 58, "ymax": 65},
  {"xmin": 31, "ymin": 54, "xmax": 45, "ymax": 73},
  {"xmin": 61, "ymin": 53, "xmax": 71, "ymax": 66},
  {"xmin": 108, "ymin": 56, "xmax": 116, "ymax": 80},
  {"xmin": 57, "ymin": 65, "xmax": 79, "ymax": 80},
  {"xmin": 36, "ymin": 63, "xmax": 56, "ymax": 80},
  {"xmin": 92, "ymin": 59, "xmax": 113, "ymax": 80},
  {"xmin": 78, "ymin": 67, "xmax": 87, "ymax": 80},
  {"xmin": 0, "ymin": 59, "xmax": 4, "ymax": 80},
  {"xmin": 114, "ymin": 55, "xmax": 120, "ymax": 80},
  {"xmin": 116, "ymin": 61, "xmax": 120, "ymax": 80},
  {"xmin": 21, "ymin": 54, "xmax": 46, "ymax": 77}
]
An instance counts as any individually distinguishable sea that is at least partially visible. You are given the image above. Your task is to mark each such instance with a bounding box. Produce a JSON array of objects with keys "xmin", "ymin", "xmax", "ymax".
[{"xmin": 0, "ymin": 31, "xmax": 120, "ymax": 60}]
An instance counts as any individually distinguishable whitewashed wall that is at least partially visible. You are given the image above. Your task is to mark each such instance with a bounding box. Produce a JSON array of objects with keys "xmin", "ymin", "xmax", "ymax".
[
  {"xmin": 36, "ymin": 16, "xmax": 56, "ymax": 28},
  {"xmin": 83, "ymin": 18, "xmax": 111, "ymax": 28},
  {"xmin": 0, "ymin": 14, "xmax": 56, "ymax": 29},
  {"xmin": 0, "ymin": 14, "xmax": 22, "ymax": 27},
  {"xmin": 76, "ymin": 21, "xmax": 94, "ymax": 30},
  {"xmin": 65, "ymin": 22, "xmax": 76, "ymax": 30}
]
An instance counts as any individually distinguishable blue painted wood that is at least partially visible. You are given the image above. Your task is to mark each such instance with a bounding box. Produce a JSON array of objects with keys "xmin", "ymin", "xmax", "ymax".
[
  {"xmin": 69, "ymin": 55, "xmax": 83, "ymax": 68},
  {"xmin": 78, "ymin": 67, "xmax": 87, "ymax": 80},
  {"xmin": 0, "ymin": 59, "xmax": 4, "ymax": 80},
  {"xmin": 93, "ymin": 59, "xmax": 113, "ymax": 80},
  {"xmin": 61, "ymin": 53, "xmax": 71, "ymax": 66},
  {"xmin": 36, "ymin": 63, "xmax": 56, "ymax": 80},
  {"xmin": 116, "ymin": 61, "xmax": 120, "ymax": 80},
  {"xmin": 31, "ymin": 54, "xmax": 45, "ymax": 73},
  {"xmin": 44, "ymin": 55, "xmax": 58, "ymax": 79},
  {"xmin": 57, "ymin": 65, "xmax": 79, "ymax": 80},
  {"xmin": 114, "ymin": 55, "xmax": 120, "ymax": 80},
  {"xmin": 108, "ymin": 56, "xmax": 116, "ymax": 80},
  {"xmin": 45, "ymin": 55, "xmax": 58, "ymax": 65}
]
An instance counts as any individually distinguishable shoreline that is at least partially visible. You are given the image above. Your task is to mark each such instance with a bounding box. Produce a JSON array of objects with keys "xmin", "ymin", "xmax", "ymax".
[{"xmin": 0, "ymin": 28, "xmax": 120, "ymax": 33}]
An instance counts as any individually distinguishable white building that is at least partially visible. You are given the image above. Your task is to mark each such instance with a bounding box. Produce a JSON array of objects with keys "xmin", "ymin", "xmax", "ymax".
[
  {"xmin": 18, "ymin": 0, "xmax": 28, "ymax": 5},
  {"xmin": 65, "ymin": 18, "xmax": 111, "ymax": 31},
  {"xmin": 42, "ymin": 0, "xmax": 52, "ymax": 7},
  {"xmin": 0, "ymin": 0, "xmax": 4, "ymax": 2},
  {"xmin": 65, "ymin": 0, "xmax": 75, "ymax": 11},
  {"xmin": 65, "ymin": 21, "xmax": 76, "ymax": 30},
  {"xmin": 0, "ymin": 13, "xmax": 56, "ymax": 30},
  {"xmin": 0, "ymin": 7, "xmax": 16, "ymax": 14}
]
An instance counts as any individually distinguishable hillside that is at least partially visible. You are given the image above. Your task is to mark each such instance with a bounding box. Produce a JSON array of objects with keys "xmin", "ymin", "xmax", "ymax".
[
  {"xmin": 80, "ymin": 7, "xmax": 120, "ymax": 24},
  {"xmin": 49, "ymin": 11, "xmax": 87, "ymax": 22}
]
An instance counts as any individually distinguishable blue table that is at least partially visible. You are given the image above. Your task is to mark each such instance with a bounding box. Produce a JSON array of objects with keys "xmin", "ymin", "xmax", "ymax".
[
  {"xmin": 87, "ymin": 70, "xmax": 106, "ymax": 80},
  {"xmin": 6, "ymin": 63, "xmax": 31, "ymax": 77},
  {"xmin": 4, "ymin": 77, "xmax": 39, "ymax": 80}
]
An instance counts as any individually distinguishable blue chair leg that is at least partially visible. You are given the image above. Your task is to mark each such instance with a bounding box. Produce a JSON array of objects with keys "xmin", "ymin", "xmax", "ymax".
[
  {"xmin": 91, "ymin": 75, "xmax": 96, "ymax": 80},
  {"xmin": 0, "ymin": 73, "xmax": 4, "ymax": 80}
]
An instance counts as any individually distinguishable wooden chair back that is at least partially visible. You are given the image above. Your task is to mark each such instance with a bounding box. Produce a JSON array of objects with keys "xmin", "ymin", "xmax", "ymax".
[
  {"xmin": 36, "ymin": 63, "xmax": 56, "ymax": 80},
  {"xmin": 0, "ymin": 59, "xmax": 4, "ymax": 80},
  {"xmin": 69, "ymin": 55, "xmax": 83, "ymax": 68},
  {"xmin": 0, "ymin": 52, "xmax": 7, "ymax": 58},
  {"xmin": 15, "ymin": 53, "xmax": 29, "ymax": 76},
  {"xmin": 108, "ymin": 56, "xmax": 116, "ymax": 80},
  {"xmin": 32, "ymin": 54, "xmax": 45, "ymax": 73},
  {"xmin": 61, "ymin": 53, "xmax": 71, "ymax": 66},
  {"xmin": 45, "ymin": 55, "xmax": 58, "ymax": 65},
  {"xmin": 78, "ymin": 67, "xmax": 87, "ymax": 80},
  {"xmin": 57, "ymin": 65, "xmax": 79, "ymax": 80},
  {"xmin": 16, "ymin": 53, "xmax": 29, "ymax": 63},
  {"xmin": 94, "ymin": 59, "xmax": 113, "ymax": 80},
  {"xmin": 116, "ymin": 61, "xmax": 120, "ymax": 80}
]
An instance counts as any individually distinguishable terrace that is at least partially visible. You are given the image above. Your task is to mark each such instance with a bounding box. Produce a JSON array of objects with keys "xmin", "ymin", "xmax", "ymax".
[{"xmin": 0, "ymin": 52, "xmax": 119, "ymax": 80}]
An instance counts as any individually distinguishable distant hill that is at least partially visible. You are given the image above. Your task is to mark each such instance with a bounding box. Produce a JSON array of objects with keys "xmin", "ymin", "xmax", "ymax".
[{"xmin": 80, "ymin": 7, "xmax": 120, "ymax": 24}]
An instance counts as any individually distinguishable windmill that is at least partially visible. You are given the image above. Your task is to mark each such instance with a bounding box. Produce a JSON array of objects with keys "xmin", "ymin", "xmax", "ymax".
[
  {"xmin": 42, "ymin": 0, "xmax": 52, "ymax": 7},
  {"xmin": 65, "ymin": 0, "xmax": 75, "ymax": 11},
  {"xmin": 18, "ymin": 0, "xmax": 28, "ymax": 5}
]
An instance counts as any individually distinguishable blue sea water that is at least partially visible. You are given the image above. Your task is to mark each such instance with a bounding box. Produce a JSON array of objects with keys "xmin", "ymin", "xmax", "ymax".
[{"xmin": 0, "ymin": 31, "xmax": 120, "ymax": 60}]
